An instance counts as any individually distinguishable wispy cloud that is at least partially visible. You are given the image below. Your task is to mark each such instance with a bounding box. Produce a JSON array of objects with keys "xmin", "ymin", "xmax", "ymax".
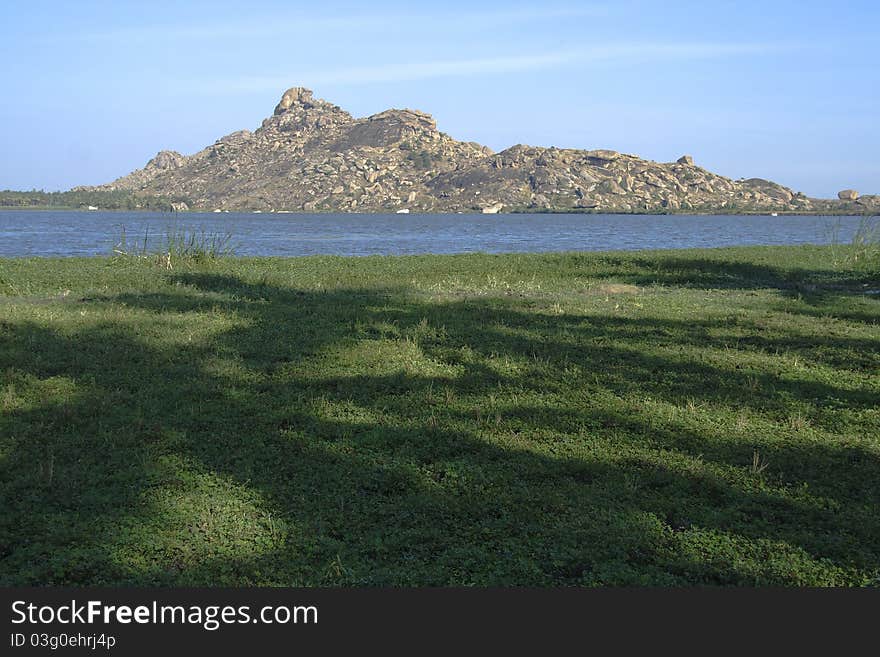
[
  {"xmin": 194, "ymin": 42, "xmax": 798, "ymax": 92},
  {"xmin": 68, "ymin": 6, "xmax": 608, "ymax": 43},
  {"xmin": 211, "ymin": 53, "xmax": 575, "ymax": 91}
]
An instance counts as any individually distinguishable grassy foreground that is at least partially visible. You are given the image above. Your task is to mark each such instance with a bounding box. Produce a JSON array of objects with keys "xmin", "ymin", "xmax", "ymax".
[{"xmin": 1, "ymin": 246, "xmax": 878, "ymax": 586}]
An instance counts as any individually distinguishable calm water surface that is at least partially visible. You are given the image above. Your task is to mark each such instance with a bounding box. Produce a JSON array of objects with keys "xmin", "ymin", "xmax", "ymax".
[{"xmin": 0, "ymin": 210, "xmax": 868, "ymax": 257}]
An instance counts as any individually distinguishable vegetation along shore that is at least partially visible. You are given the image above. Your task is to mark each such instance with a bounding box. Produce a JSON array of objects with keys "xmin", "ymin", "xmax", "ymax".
[{"xmin": 1, "ymin": 243, "xmax": 877, "ymax": 585}]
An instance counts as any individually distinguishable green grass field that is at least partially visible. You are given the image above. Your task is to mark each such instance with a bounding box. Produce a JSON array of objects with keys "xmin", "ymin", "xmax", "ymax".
[{"xmin": 1, "ymin": 245, "xmax": 878, "ymax": 586}]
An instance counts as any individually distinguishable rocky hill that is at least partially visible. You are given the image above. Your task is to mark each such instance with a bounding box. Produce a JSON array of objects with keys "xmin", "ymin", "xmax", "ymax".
[{"xmin": 90, "ymin": 87, "xmax": 878, "ymax": 214}]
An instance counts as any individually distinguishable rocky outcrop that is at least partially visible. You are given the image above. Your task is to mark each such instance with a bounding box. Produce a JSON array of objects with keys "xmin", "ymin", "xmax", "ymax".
[
  {"xmin": 93, "ymin": 150, "xmax": 186, "ymax": 191},
  {"xmin": 89, "ymin": 87, "xmax": 873, "ymax": 214},
  {"xmin": 274, "ymin": 87, "xmax": 314, "ymax": 114},
  {"xmin": 838, "ymin": 189, "xmax": 859, "ymax": 201}
]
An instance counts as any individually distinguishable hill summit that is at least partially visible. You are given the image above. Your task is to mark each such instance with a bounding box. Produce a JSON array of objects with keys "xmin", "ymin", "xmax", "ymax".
[{"xmin": 93, "ymin": 88, "xmax": 871, "ymax": 214}]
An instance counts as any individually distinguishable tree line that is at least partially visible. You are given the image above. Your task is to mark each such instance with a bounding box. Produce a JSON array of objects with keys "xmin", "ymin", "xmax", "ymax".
[{"xmin": 0, "ymin": 189, "xmax": 189, "ymax": 211}]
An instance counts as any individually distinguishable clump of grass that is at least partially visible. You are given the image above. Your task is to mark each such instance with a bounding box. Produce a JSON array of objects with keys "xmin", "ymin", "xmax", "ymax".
[
  {"xmin": 849, "ymin": 216, "xmax": 880, "ymax": 273},
  {"xmin": 788, "ymin": 412, "xmax": 810, "ymax": 432},
  {"xmin": 162, "ymin": 226, "xmax": 235, "ymax": 261},
  {"xmin": 827, "ymin": 216, "xmax": 880, "ymax": 273},
  {"xmin": 113, "ymin": 224, "xmax": 235, "ymax": 265},
  {"xmin": 750, "ymin": 449, "xmax": 770, "ymax": 476}
]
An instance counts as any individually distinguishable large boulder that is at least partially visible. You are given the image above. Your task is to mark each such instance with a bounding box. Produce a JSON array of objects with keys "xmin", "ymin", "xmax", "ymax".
[
  {"xmin": 147, "ymin": 150, "xmax": 186, "ymax": 171},
  {"xmin": 274, "ymin": 87, "xmax": 314, "ymax": 114},
  {"xmin": 584, "ymin": 149, "xmax": 620, "ymax": 166},
  {"xmin": 838, "ymin": 189, "xmax": 859, "ymax": 201},
  {"xmin": 339, "ymin": 109, "xmax": 437, "ymax": 148},
  {"xmin": 677, "ymin": 155, "xmax": 694, "ymax": 166}
]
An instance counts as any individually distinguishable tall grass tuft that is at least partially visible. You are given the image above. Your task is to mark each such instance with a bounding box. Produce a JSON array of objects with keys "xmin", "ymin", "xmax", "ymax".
[
  {"xmin": 114, "ymin": 224, "xmax": 235, "ymax": 267},
  {"xmin": 161, "ymin": 226, "xmax": 235, "ymax": 261},
  {"xmin": 849, "ymin": 216, "xmax": 880, "ymax": 273},
  {"xmin": 826, "ymin": 215, "xmax": 880, "ymax": 274}
]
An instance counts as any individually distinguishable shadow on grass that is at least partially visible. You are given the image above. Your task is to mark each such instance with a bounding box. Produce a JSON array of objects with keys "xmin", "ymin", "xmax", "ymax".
[
  {"xmin": 586, "ymin": 254, "xmax": 876, "ymax": 289},
  {"xmin": 1, "ymin": 266, "xmax": 878, "ymax": 585}
]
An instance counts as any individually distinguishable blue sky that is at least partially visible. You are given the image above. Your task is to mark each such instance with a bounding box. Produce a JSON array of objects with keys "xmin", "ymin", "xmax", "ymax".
[{"xmin": 1, "ymin": 0, "xmax": 877, "ymax": 197}]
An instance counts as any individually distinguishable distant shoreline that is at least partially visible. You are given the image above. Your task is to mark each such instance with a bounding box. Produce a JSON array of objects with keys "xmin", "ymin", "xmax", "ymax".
[{"xmin": 1, "ymin": 207, "xmax": 876, "ymax": 217}]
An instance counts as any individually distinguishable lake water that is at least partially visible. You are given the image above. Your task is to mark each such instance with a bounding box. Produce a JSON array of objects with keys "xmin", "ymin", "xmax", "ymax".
[{"xmin": 0, "ymin": 210, "xmax": 870, "ymax": 258}]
